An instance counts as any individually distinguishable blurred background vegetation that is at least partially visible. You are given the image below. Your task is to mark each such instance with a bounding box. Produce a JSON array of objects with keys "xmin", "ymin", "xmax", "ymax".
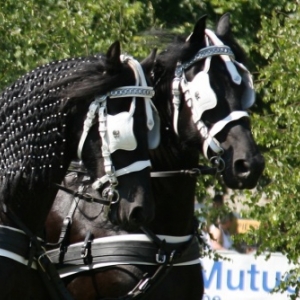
[{"xmin": 0, "ymin": 0, "xmax": 299, "ymax": 297}]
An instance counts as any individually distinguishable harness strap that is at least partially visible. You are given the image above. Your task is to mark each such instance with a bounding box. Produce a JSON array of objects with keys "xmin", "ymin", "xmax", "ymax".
[
  {"xmin": 128, "ymin": 227, "xmax": 201, "ymax": 300},
  {"xmin": 124, "ymin": 57, "xmax": 156, "ymax": 132},
  {"xmin": 67, "ymin": 160, "xmax": 217, "ymax": 179},
  {"xmin": 171, "ymin": 77, "xmax": 181, "ymax": 135},
  {"xmin": 1, "ymin": 204, "xmax": 42, "ymax": 268},
  {"xmin": 54, "ymin": 182, "xmax": 111, "ymax": 206},
  {"xmin": 205, "ymin": 29, "xmax": 242, "ymax": 84},
  {"xmin": 46, "ymin": 236, "xmax": 200, "ymax": 269},
  {"xmin": 196, "ymin": 120, "xmax": 223, "ymax": 158},
  {"xmin": 92, "ymin": 160, "xmax": 151, "ymax": 190},
  {"xmin": 46, "ymin": 233, "xmax": 201, "ymax": 299},
  {"xmin": 150, "ymin": 165, "xmax": 217, "ymax": 178},
  {"xmin": 126, "ymin": 264, "xmax": 172, "ymax": 300},
  {"xmin": 36, "ymin": 253, "xmax": 75, "ymax": 300},
  {"xmin": 0, "ymin": 209, "xmax": 74, "ymax": 300},
  {"xmin": 46, "ymin": 193, "xmax": 81, "ymax": 264},
  {"xmin": 0, "ymin": 225, "xmax": 38, "ymax": 269}
]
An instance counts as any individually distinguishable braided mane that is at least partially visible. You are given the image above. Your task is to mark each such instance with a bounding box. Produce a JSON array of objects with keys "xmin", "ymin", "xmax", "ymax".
[{"xmin": 0, "ymin": 52, "xmax": 133, "ymax": 198}]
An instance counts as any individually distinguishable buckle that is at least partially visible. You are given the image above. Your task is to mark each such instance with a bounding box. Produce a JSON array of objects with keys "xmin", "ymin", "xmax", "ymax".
[
  {"xmin": 138, "ymin": 277, "xmax": 151, "ymax": 291},
  {"xmin": 81, "ymin": 231, "xmax": 94, "ymax": 265},
  {"xmin": 156, "ymin": 248, "xmax": 166, "ymax": 264},
  {"xmin": 37, "ymin": 249, "xmax": 52, "ymax": 273}
]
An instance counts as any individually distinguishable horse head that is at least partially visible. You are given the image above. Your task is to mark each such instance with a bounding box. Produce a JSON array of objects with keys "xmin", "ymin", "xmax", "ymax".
[
  {"xmin": 58, "ymin": 42, "xmax": 158, "ymax": 230},
  {"xmin": 153, "ymin": 13, "xmax": 264, "ymax": 189},
  {"xmin": 0, "ymin": 41, "xmax": 157, "ymax": 235}
]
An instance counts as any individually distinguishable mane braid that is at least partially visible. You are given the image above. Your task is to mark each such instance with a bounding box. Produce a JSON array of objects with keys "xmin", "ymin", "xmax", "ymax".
[
  {"xmin": 0, "ymin": 53, "xmax": 104, "ymax": 195},
  {"xmin": 0, "ymin": 52, "xmax": 136, "ymax": 200}
]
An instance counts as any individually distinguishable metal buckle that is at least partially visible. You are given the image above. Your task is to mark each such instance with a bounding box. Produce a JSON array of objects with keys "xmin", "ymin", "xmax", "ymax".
[
  {"xmin": 102, "ymin": 186, "xmax": 120, "ymax": 205},
  {"xmin": 138, "ymin": 277, "xmax": 151, "ymax": 291},
  {"xmin": 81, "ymin": 231, "xmax": 94, "ymax": 265},
  {"xmin": 37, "ymin": 250, "xmax": 52, "ymax": 273},
  {"xmin": 156, "ymin": 251, "xmax": 166, "ymax": 264}
]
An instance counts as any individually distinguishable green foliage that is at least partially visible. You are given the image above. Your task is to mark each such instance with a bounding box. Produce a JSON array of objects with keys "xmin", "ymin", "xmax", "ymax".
[
  {"xmin": 246, "ymin": 4, "xmax": 300, "ymax": 298},
  {"xmin": 191, "ymin": 0, "xmax": 300, "ymax": 297},
  {"xmin": 0, "ymin": 0, "xmax": 155, "ymax": 88},
  {"xmin": 197, "ymin": 1, "xmax": 300, "ymax": 298},
  {"xmin": 1, "ymin": 0, "xmax": 300, "ymax": 297}
]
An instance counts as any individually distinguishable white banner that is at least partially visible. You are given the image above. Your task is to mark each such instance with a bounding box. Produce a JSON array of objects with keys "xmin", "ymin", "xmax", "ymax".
[{"xmin": 201, "ymin": 251, "xmax": 294, "ymax": 300}]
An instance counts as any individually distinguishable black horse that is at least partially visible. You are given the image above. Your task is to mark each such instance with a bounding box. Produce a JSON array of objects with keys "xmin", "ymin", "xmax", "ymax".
[
  {"xmin": 45, "ymin": 13, "xmax": 265, "ymax": 300},
  {"xmin": 0, "ymin": 41, "xmax": 158, "ymax": 299}
]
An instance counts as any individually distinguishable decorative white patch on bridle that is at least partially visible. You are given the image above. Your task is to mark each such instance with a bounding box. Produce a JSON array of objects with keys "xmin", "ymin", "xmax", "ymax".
[
  {"xmin": 172, "ymin": 29, "xmax": 255, "ymax": 160},
  {"xmin": 77, "ymin": 56, "xmax": 160, "ymax": 200}
]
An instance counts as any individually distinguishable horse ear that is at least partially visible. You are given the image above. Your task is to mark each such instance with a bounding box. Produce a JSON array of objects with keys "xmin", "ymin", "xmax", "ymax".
[
  {"xmin": 216, "ymin": 13, "xmax": 231, "ymax": 37},
  {"xmin": 106, "ymin": 41, "xmax": 122, "ymax": 66},
  {"xmin": 141, "ymin": 49, "xmax": 157, "ymax": 74},
  {"xmin": 188, "ymin": 15, "xmax": 207, "ymax": 44}
]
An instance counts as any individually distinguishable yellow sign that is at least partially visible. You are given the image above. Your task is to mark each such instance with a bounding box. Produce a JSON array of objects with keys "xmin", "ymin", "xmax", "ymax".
[{"xmin": 236, "ymin": 219, "xmax": 260, "ymax": 233}]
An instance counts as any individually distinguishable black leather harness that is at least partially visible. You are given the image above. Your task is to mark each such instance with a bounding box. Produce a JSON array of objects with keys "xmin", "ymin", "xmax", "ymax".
[{"xmin": 0, "ymin": 163, "xmax": 213, "ymax": 300}]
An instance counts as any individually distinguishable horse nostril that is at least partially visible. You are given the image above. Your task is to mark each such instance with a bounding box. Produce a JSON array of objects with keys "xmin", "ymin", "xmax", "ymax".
[
  {"xmin": 129, "ymin": 207, "xmax": 147, "ymax": 225},
  {"xmin": 234, "ymin": 159, "xmax": 251, "ymax": 178}
]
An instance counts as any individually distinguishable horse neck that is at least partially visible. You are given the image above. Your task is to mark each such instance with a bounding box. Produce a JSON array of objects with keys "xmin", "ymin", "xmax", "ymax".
[
  {"xmin": 149, "ymin": 87, "xmax": 200, "ymax": 236},
  {"xmin": 0, "ymin": 165, "xmax": 69, "ymax": 236},
  {"xmin": 151, "ymin": 176, "xmax": 198, "ymax": 237}
]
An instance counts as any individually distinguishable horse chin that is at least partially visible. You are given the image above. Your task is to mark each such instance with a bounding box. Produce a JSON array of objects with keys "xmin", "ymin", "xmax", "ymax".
[
  {"xmin": 223, "ymin": 177, "xmax": 257, "ymax": 190},
  {"xmin": 221, "ymin": 170, "xmax": 262, "ymax": 190}
]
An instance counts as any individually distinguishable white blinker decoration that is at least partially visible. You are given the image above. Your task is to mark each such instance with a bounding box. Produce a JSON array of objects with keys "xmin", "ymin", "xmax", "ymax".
[
  {"xmin": 184, "ymin": 57, "xmax": 217, "ymax": 124},
  {"xmin": 107, "ymin": 99, "xmax": 137, "ymax": 153},
  {"xmin": 234, "ymin": 60, "xmax": 255, "ymax": 109}
]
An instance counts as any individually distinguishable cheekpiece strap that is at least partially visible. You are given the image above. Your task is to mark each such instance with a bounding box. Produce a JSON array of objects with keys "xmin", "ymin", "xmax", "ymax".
[{"xmin": 77, "ymin": 96, "xmax": 107, "ymax": 160}]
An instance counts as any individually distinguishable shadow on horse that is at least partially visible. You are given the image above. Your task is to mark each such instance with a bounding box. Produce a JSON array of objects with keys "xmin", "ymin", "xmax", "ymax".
[
  {"xmin": 44, "ymin": 13, "xmax": 265, "ymax": 300},
  {"xmin": 0, "ymin": 41, "xmax": 158, "ymax": 299}
]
